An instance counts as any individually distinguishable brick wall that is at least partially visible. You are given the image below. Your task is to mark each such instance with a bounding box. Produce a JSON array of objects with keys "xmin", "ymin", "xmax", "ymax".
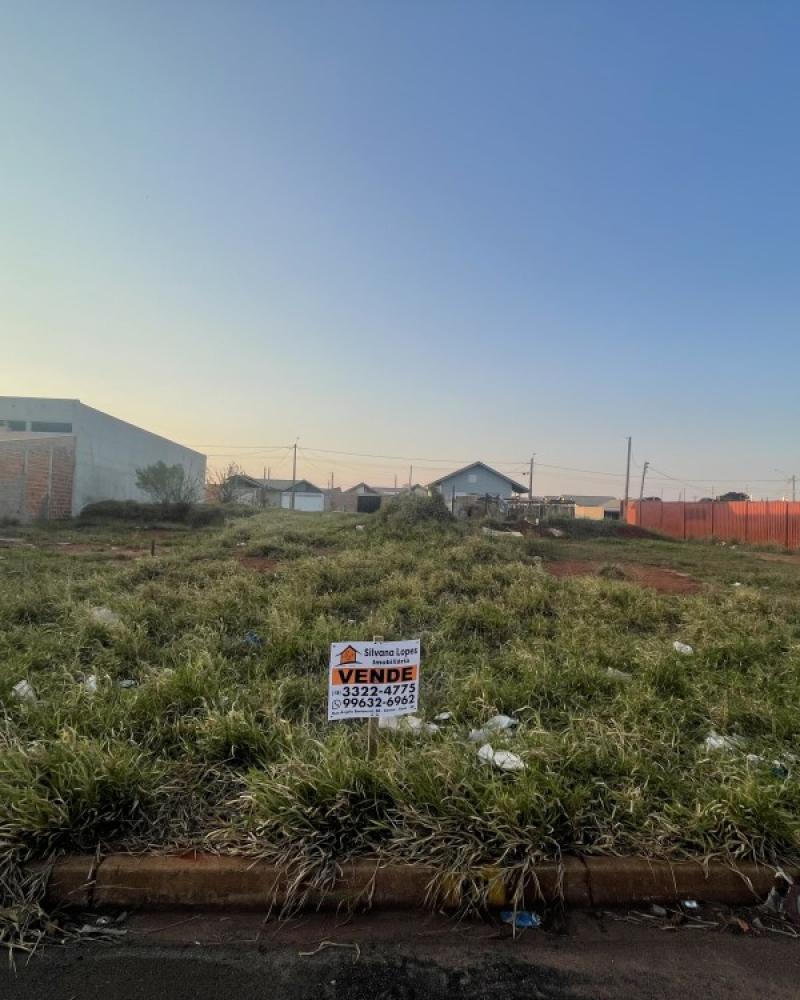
[{"xmin": 0, "ymin": 435, "xmax": 76, "ymax": 521}]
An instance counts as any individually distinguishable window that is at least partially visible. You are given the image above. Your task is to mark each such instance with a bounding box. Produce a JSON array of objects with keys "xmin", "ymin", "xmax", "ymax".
[
  {"xmin": 468, "ymin": 473, "xmax": 477, "ymax": 484},
  {"xmin": 30, "ymin": 421, "xmax": 72, "ymax": 433},
  {"xmin": 0, "ymin": 419, "xmax": 27, "ymax": 431}
]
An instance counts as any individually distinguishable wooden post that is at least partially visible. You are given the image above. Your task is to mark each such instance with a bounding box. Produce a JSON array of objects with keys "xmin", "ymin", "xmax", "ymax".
[{"xmin": 366, "ymin": 635, "xmax": 384, "ymax": 760}]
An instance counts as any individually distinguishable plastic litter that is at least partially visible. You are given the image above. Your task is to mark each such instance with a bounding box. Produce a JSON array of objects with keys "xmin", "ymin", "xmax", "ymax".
[
  {"xmin": 83, "ymin": 674, "xmax": 98, "ymax": 695},
  {"xmin": 500, "ymin": 910, "xmax": 540, "ymax": 929},
  {"xmin": 242, "ymin": 630, "xmax": 264, "ymax": 648},
  {"xmin": 733, "ymin": 582, "xmax": 742, "ymax": 588},
  {"xmin": 605, "ymin": 667, "xmax": 633, "ymax": 683},
  {"xmin": 704, "ymin": 730, "xmax": 742, "ymax": 752},
  {"xmin": 672, "ymin": 641, "xmax": 693, "ymax": 655},
  {"xmin": 469, "ymin": 714, "xmax": 518, "ymax": 742},
  {"xmin": 681, "ymin": 900, "xmax": 700, "ymax": 912},
  {"xmin": 477, "ymin": 743, "xmax": 526, "ymax": 772},
  {"xmin": 118, "ymin": 678, "xmax": 138, "ymax": 689},
  {"xmin": 11, "ymin": 679, "xmax": 36, "ymax": 703},
  {"xmin": 90, "ymin": 606, "xmax": 122, "ymax": 628},
  {"xmin": 355, "ymin": 524, "xmax": 365, "ymax": 531},
  {"xmin": 434, "ymin": 711, "xmax": 452, "ymax": 722},
  {"xmin": 650, "ymin": 904, "xmax": 668, "ymax": 918},
  {"xmin": 482, "ymin": 527, "xmax": 523, "ymax": 538},
  {"xmin": 379, "ymin": 714, "xmax": 439, "ymax": 736},
  {"xmin": 546, "ymin": 527, "xmax": 566, "ymax": 538}
]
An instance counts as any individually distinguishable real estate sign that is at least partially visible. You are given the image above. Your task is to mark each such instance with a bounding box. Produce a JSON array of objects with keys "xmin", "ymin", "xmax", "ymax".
[{"xmin": 328, "ymin": 640, "xmax": 420, "ymax": 721}]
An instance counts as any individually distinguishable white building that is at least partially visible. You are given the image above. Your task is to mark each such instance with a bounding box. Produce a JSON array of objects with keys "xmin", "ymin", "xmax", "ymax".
[{"xmin": 0, "ymin": 397, "xmax": 206, "ymax": 520}]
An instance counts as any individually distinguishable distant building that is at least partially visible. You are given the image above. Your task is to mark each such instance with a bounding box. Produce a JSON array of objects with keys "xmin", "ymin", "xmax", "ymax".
[
  {"xmin": 428, "ymin": 462, "xmax": 528, "ymax": 503},
  {"xmin": 512, "ymin": 495, "xmax": 621, "ymax": 520},
  {"xmin": 225, "ymin": 474, "xmax": 326, "ymax": 512},
  {"xmin": 0, "ymin": 397, "xmax": 205, "ymax": 522},
  {"xmin": 330, "ymin": 482, "xmax": 427, "ymax": 514}
]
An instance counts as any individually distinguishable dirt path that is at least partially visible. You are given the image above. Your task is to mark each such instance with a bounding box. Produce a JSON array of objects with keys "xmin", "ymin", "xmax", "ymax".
[{"xmin": 545, "ymin": 560, "xmax": 702, "ymax": 595}]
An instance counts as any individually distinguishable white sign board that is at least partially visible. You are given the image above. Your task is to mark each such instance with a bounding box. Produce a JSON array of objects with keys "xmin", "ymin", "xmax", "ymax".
[{"xmin": 328, "ymin": 640, "xmax": 420, "ymax": 721}]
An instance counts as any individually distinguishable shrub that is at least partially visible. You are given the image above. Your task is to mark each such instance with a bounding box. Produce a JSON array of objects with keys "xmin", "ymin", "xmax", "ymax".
[
  {"xmin": 79, "ymin": 500, "xmax": 221, "ymax": 527},
  {"xmin": 377, "ymin": 492, "xmax": 454, "ymax": 531}
]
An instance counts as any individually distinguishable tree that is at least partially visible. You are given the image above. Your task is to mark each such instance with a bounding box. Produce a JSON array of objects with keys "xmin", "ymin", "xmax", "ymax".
[
  {"xmin": 135, "ymin": 461, "xmax": 200, "ymax": 505},
  {"xmin": 719, "ymin": 491, "xmax": 750, "ymax": 502},
  {"xmin": 208, "ymin": 462, "xmax": 242, "ymax": 504}
]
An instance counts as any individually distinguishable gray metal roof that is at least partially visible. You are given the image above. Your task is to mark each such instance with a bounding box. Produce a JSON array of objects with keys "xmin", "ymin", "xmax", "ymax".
[{"xmin": 427, "ymin": 461, "xmax": 528, "ymax": 494}]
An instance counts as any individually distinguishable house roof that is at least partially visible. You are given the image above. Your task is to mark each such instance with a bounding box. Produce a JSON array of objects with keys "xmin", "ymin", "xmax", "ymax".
[
  {"xmin": 229, "ymin": 474, "xmax": 323, "ymax": 493},
  {"xmin": 427, "ymin": 461, "xmax": 528, "ymax": 494},
  {"xmin": 344, "ymin": 482, "xmax": 381, "ymax": 494}
]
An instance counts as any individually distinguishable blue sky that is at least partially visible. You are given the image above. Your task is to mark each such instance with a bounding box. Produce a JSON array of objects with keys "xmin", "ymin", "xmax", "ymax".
[{"xmin": 2, "ymin": 1, "xmax": 799, "ymax": 496}]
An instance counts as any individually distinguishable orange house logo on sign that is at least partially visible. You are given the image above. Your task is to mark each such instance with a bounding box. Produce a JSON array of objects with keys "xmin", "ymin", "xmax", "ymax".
[{"xmin": 328, "ymin": 640, "xmax": 420, "ymax": 721}]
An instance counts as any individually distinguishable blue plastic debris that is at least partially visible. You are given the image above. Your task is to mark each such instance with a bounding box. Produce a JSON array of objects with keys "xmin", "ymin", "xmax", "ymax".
[
  {"xmin": 242, "ymin": 631, "xmax": 264, "ymax": 648},
  {"xmin": 500, "ymin": 910, "xmax": 541, "ymax": 930}
]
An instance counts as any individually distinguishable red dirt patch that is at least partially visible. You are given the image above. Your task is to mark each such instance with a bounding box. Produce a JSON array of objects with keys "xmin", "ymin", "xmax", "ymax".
[
  {"xmin": 751, "ymin": 552, "xmax": 800, "ymax": 566},
  {"xmin": 545, "ymin": 560, "xmax": 701, "ymax": 595},
  {"xmin": 239, "ymin": 555, "xmax": 281, "ymax": 573},
  {"xmin": 50, "ymin": 543, "xmax": 147, "ymax": 559}
]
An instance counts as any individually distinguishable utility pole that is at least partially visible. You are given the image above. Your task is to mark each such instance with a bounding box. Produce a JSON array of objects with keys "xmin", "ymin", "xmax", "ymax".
[
  {"xmin": 793, "ymin": 475, "xmax": 797, "ymax": 503},
  {"xmin": 290, "ymin": 441, "xmax": 297, "ymax": 510},
  {"xmin": 638, "ymin": 461, "xmax": 649, "ymax": 503},
  {"xmin": 623, "ymin": 437, "xmax": 632, "ymax": 508},
  {"xmin": 331, "ymin": 471, "xmax": 334, "ymax": 491},
  {"xmin": 394, "ymin": 473, "xmax": 398, "ymax": 490},
  {"xmin": 408, "ymin": 464, "xmax": 412, "ymax": 490},
  {"xmin": 528, "ymin": 454, "xmax": 535, "ymax": 502}
]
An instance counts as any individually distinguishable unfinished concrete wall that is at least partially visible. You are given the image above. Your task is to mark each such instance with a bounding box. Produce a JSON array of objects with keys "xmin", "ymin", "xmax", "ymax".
[{"xmin": 0, "ymin": 435, "xmax": 76, "ymax": 521}]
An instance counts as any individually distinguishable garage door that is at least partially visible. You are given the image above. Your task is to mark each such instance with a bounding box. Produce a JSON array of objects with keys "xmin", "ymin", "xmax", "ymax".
[{"xmin": 281, "ymin": 492, "xmax": 325, "ymax": 512}]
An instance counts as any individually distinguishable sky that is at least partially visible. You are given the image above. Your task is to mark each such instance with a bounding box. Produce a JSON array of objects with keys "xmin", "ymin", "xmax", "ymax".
[{"xmin": 2, "ymin": 0, "xmax": 799, "ymax": 498}]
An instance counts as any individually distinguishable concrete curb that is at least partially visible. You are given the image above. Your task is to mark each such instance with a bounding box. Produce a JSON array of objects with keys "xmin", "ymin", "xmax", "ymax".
[{"xmin": 37, "ymin": 853, "xmax": 794, "ymax": 912}]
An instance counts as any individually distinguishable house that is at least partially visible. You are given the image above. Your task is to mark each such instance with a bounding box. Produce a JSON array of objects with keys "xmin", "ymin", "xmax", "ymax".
[
  {"xmin": 428, "ymin": 462, "xmax": 528, "ymax": 503},
  {"xmin": 330, "ymin": 482, "xmax": 428, "ymax": 513},
  {"xmin": 0, "ymin": 396, "xmax": 206, "ymax": 522},
  {"xmin": 224, "ymin": 474, "xmax": 326, "ymax": 512},
  {"xmin": 570, "ymin": 496, "xmax": 621, "ymax": 520}
]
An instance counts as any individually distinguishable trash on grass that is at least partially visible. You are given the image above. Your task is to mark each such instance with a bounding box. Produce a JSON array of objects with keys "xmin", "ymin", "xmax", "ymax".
[
  {"xmin": 482, "ymin": 527, "xmax": 523, "ymax": 539},
  {"xmin": 605, "ymin": 667, "xmax": 633, "ymax": 683},
  {"xmin": 681, "ymin": 900, "xmax": 700, "ymax": 912},
  {"xmin": 672, "ymin": 640, "xmax": 693, "ymax": 655},
  {"xmin": 242, "ymin": 630, "xmax": 264, "ymax": 648},
  {"xmin": 118, "ymin": 678, "xmax": 138, "ymax": 689},
  {"xmin": 82, "ymin": 674, "xmax": 98, "ymax": 695},
  {"xmin": 650, "ymin": 904, "xmax": 668, "ymax": 918},
  {"xmin": 500, "ymin": 910, "xmax": 540, "ymax": 929},
  {"xmin": 355, "ymin": 524, "xmax": 365, "ymax": 531},
  {"xmin": 546, "ymin": 527, "xmax": 566, "ymax": 538},
  {"xmin": 11, "ymin": 679, "xmax": 36, "ymax": 703},
  {"xmin": 379, "ymin": 714, "xmax": 439, "ymax": 736},
  {"xmin": 434, "ymin": 711, "xmax": 452, "ymax": 722},
  {"xmin": 733, "ymin": 582, "xmax": 742, "ymax": 588},
  {"xmin": 469, "ymin": 714, "xmax": 518, "ymax": 742},
  {"xmin": 90, "ymin": 606, "xmax": 122, "ymax": 628},
  {"xmin": 704, "ymin": 730, "xmax": 743, "ymax": 752},
  {"xmin": 478, "ymin": 743, "xmax": 526, "ymax": 772}
]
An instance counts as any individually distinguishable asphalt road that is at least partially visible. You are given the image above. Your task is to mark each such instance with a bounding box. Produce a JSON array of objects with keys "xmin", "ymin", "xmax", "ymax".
[{"xmin": 2, "ymin": 910, "xmax": 798, "ymax": 1000}]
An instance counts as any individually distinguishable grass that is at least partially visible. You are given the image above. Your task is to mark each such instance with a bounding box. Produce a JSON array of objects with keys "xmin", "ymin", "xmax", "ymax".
[{"xmin": 2, "ymin": 505, "xmax": 800, "ymax": 933}]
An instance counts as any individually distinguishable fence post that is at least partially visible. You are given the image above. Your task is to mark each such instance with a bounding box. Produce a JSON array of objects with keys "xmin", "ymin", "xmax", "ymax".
[
  {"xmin": 710, "ymin": 500, "xmax": 714, "ymax": 540},
  {"xmin": 786, "ymin": 501, "xmax": 790, "ymax": 551}
]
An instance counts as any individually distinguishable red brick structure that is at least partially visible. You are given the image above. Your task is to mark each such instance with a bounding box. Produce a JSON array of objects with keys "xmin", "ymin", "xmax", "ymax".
[{"xmin": 0, "ymin": 434, "xmax": 76, "ymax": 521}]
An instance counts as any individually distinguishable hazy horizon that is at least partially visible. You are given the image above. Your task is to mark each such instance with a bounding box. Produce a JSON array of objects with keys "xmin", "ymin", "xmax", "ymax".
[{"xmin": 3, "ymin": 2, "xmax": 799, "ymax": 498}]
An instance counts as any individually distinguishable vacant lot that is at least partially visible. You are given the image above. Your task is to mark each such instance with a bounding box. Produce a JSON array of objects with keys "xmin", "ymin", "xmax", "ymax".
[{"xmin": 2, "ymin": 504, "xmax": 800, "ymax": 927}]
